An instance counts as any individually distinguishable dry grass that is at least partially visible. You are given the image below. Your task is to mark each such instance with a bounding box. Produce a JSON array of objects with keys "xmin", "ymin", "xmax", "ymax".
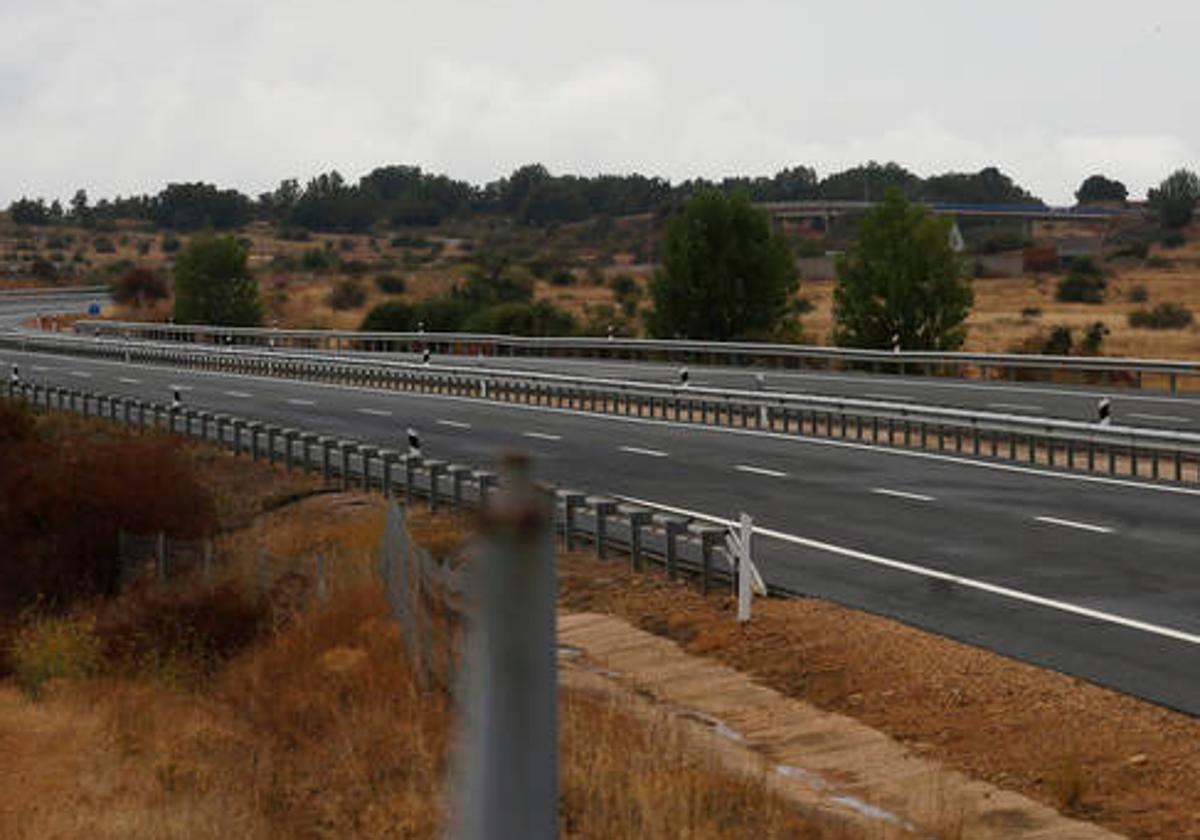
[{"xmin": 0, "ymin": 494, "xmax": 848, "ymax": 838}]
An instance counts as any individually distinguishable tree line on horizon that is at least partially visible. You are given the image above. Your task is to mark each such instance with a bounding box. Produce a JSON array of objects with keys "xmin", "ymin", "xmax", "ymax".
[{"xmin": 5, "ymin": 161, "xmax": 1048, "ymax": 233}]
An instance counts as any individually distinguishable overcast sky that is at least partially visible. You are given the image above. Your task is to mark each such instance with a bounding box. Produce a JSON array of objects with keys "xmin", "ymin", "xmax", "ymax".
[{"xmin": 2, "ymin": 0, "xmax": 1196, "ymax": 206}]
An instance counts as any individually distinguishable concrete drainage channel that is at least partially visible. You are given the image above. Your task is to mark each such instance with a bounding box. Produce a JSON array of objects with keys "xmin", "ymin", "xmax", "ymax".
[
  {"xmin": 7, "ymin": 330, "xmax": 1200, "ymax": 485},
  {"xmin": 7, "ymin": 380, "xmax": 750, "ymax": 597}
]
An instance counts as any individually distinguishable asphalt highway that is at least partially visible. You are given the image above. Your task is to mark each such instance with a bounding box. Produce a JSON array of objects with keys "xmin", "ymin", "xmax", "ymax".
[{"xmin": 5, "ymin": 294, "xmax": 1200, "ymax": 713}]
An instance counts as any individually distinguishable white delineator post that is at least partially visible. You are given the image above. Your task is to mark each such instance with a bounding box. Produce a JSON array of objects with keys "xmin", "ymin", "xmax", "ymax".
[{"xmin": 725, "ymin": 513, "xmax": 763, "ymax": 624}]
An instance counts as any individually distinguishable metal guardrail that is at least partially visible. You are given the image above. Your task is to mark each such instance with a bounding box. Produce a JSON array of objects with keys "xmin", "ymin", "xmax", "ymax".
[
  {"xmin": 7, "ymin": 330, "xmax": 1200, "ymax": 484},
  {"xmin": 72, "ymin": 319, "xmax": 1200, "ymax": 394},
  {"xmin": 4, "ymin": 378, "xmax": 745, "ymax": 595},
  {"xmin": 0, "ymin": 285, "xmax": 107, "ymax": 300}
]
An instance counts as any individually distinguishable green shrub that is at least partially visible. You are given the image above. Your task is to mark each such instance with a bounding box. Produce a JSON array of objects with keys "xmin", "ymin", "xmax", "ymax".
[
  {"xmin": 549, "ymin": 269, "xmax": 574, "ymax": 287},
  {"xmin": 461, "ymin": 300, "xmax": 576, "ymax": 337},
  {"xmin": 1080, "ymin": 321, "xmax": 1109, "ymax": 355},
  {"xmin": 9, "ymin": 614, "xmax": 103, "ymax": 698},
  {"xmin": 1160, "ymin": 232, "xmax": 1187, "ymax": 249},
  {"xmin": 161, "ymin": 234, "xmax": 182, "ymax": 253},
  {"xmin": 361, "ymin": 300, "xmax": 417, "ymax": 331},
  {"xmin": 1113, "ymin": 241, "xmax": 1149, "ymax": 260},
  {"xmin": 375, "ymin": 274, "xmax": 406, "ymax": 294},
  {"xmin": 1055, "ymin": 260, "xmax": 1107, "ymax": 304},
  {"xmin": 1128, "ymin": 302, "xmax": 1194, "ymax": 330},
  {"xmin": 327, "ymin": 279, "xmax": 367, "ymax": 311},
  {"xmin": 301, "ymin": 247, "xmax": 336, "ymax": 271},
  {"xmin": 1040, "ymin": 325, "xmax": 1073, "ymax": 355},
  {"xmin": 609, "ymin": 274, "xmax": 639, "ymax": 300},
  {"xmin": 92, "ymin": 237, "xmax": 116, "ymax": 254},
  {"xmin": 1021, "ymin": 306, "xmax": 1042, "ymax": 318},
  {"xmin": 1127, "ymin": 285, "xmax": 1149, "ymax": 303}
]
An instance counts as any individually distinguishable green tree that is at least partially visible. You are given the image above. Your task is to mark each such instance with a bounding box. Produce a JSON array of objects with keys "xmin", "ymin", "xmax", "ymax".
[
  {"xmin": 173, "ymin": 234, "xmax": 262, "ymax": 326},
  {"xmin": 647, "ymin": 189, "xmax": 797, "ymax": 339},
  {"xmin": 833, "ymin": 189, "xmax": 973, "ymax": 350},
  {"xmin": 1149, "ymin": 169, "xmax": 1200, "ymax": 229},
  {"xmin": 1075, "ymin": 174, "xmax": 1128, "ymax": 205}
]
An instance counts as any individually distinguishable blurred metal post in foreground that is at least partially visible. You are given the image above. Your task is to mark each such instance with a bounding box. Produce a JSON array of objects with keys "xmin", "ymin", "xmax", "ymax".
[{"xmin": 454, "ymin": 454, "xmax": 557, "ymax": 840}]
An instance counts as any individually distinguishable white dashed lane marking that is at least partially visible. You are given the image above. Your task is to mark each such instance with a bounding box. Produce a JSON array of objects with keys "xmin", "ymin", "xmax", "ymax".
[
  {"xmin": 734, "ymin": 464, "xmax": 788, "ymax": 478},
  {"xmin": 618, "ymin": 445, "xmax": 668, "ymax": 457},
  {"xmin": 118, "ymin": 377, "xmax": 141, "ymax": 384},
  {"xmin": 523, "ymin": 431, "xmax": 563, "ymax": 442},
  {"xmin": 1034, "ymin": 516, "xmax": 1114, "ymax": 535},
  {"xmin": 69, "ymin": 371, "xmax": 92, "ymax": 378},
  {"xmin": 437, "ymin": 419, "xmax": 472, "ymax": 430},
  {"xmin": 871, "ymin": 487, "xmax": 935, "ymax": 502},
  {"xmin": 286, "ymin": 398, "xmax": 316, "ymax": 406},
  {"xmin": 357, "ymin": 408, "xmax": 392, "ymax": 417},
  {"xmin": 224, "ymin": 390, "xmax": 252, "ymax": 399}
]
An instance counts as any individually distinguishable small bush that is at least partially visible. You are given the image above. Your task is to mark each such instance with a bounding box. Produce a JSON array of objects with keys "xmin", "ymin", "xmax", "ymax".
[
  {"xmin": 161, "ymin": 234, "xmax": 182, "ymax": 253},
  {"xmin": 1055, "ymin": 260, "xmax": 1107, "ymax": 303},
  {"xmin": 326, "ymin": 279, "xmax": 367, "ymax": 311},
  {"xmin": 301, "ymin": 247, "xmax": 336, "ymax": 272},
  {"xmin": 341, "ymin": 259, "xmax": 370, "ymax": 277},
  {"xmin": 92, "ymin": 236, "xmax": 116, "ymax": 254},
  {"xmin": 1127, "ymin": 284, "xmax": 1149, "ymax": 303},
  {"xmin": 1147, "ymin": 255, "xmax": 1172, "ymax": 269},
  {"xmin": 1080, "ymin": 321, "xmax": 1109, "ymax": 355},
  {"xmin": 1114, "ymin": 241, "xmax": 1150, "ymax": 260},
  {"xmin": 9, "ymin": 614, "xmax": 103, "ymax": 698},
  {"xmin": 111, "ymin": 266, "xmax": 169, "ymax": 306},
  {"xmin": 1021, "ymin": 306, "xmax": 1042, "ymax": 319},
  {"xmin": 609, "ymin": 274, "xmax": 639, "ymax": 300},
  {"xmin": 374, "ymin": 274, "xmax": 406, "ymax": 294},
  {"xmin": 1129, "ymin": 302, "xmax": 1194, "ymax": 330},
  {"xmin": 1161, "ymin": 232, "xmax": 1187, "ymax": 249},
  {"xmin": 549, "ymin": 268, "xmax": 575, "ymax": 286},
  {"xmin": 1040, "ymin": 325, "xmax": 1073, "ymax": 355}
]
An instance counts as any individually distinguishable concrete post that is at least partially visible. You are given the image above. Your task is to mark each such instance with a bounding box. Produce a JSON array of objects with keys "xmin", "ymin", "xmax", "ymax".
[{"xmin": 454, "ymin": 455, "xmax": 557, "ymax": 840}]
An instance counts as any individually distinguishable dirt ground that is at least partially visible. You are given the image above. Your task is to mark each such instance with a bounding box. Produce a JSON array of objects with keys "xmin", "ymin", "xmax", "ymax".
[{"xmin": 556, "ymin": 551, "xmax": 1200, "ymax": 840}]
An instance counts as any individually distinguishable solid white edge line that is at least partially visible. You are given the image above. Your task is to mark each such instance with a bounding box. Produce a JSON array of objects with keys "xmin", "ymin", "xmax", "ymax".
[
  {"xmin": 619, "ymin": 445, "xmax": 668, "ymax": 457},
  {"xmin": 1034, "ymin": 515, "xmax": 1114, "ymax": 534},
  {"xmin": 735, "ymin": 464, "xmax": 788, "ymax": 478},
  {"xmin": 1128, "ymin": 413, "xmax": 1190, "ymax": 424},
  {"xmin": 12, "ymin": 344, "xmax": 1200, "ymax": 498},
  {"xmin": 613, "ymin": 494, "xmax": 1200, "ymax": 647},
  {"xmin": 870, "ymin": 487, "xmax": 935, "ymax": 502}
]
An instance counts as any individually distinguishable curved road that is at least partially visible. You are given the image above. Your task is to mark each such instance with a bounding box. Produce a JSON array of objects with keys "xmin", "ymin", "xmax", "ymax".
[{"xmin": 5, "ymin": 294, "xmax": 1200, "ymax": 714}]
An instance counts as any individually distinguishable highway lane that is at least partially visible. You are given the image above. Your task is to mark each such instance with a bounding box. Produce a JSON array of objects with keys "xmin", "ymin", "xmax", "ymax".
[{"xmin": 5, "ymin": 342, "xmax": 1200, "ymax": 713}]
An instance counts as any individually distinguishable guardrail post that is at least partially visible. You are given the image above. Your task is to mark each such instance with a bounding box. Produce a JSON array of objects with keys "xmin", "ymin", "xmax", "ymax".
[
  {"xmin": 620, "ymin": 505, "xmax": 653, "ymax": 572},
  {"xmin": 380, "ymin": 449, "xmax": 400, "ymax": 494},
  {"xmin": 320, "ymin": 436, "xmax": 335, "ymax": 480},
  {"xmin": 425, "ymin": 459, "xmax": 447, "ymax": 510},
  {"xmin": 588, "ymin": 497, "xmax": 616, "ymax": 560},
  {"xmin": 248, "ymin": 422, "xmax": 264, "ymax": 460},
  {"xmin": 284, "ymin": 429, "xmax": 299, "ymax": 470},
  {"xmin": 403, "ymin": 454, "xmax": 422, "ymax": 503},
  {"xmin": 265, "ymin": 425, "xmax": 280, "ymax": 464},
  {"xmin": 655, "ymin": 514, "xmax": 687, "ymax": 580},
  {"xmin": 300, "ymin": 432, "xmax": 319, "ymax": 472},
  {"xmin": 690, "ymin": 524, "xmax": 724, "ymax": 595},
  {"xmin": 558, "ymin": 491, "xmax": 586, "ymax": 550},
  {"xmin": 339, "ymin": 441, "xmax": 358, "ymax": 489},
  {"xmin": 232, "ymin": 419, "xmax": 246, "ymax": 457},
  {"xmin": 359, "ymin": 445, "xmax": 379, "ymax": 489},
  {"xmin": 475, "ymin": 470, "xmax": 498, "ymax": 507},
  {"xmin": 449, "ymin": 464, "xmax": 472, "ymax": 507}
]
